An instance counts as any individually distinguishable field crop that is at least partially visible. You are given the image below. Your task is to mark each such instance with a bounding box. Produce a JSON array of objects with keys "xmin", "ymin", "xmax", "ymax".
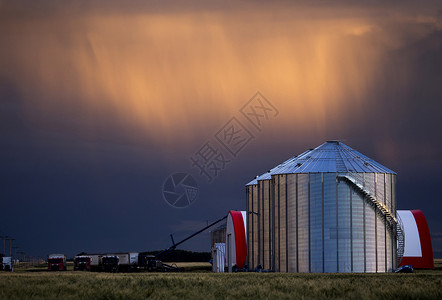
[{"xmin": 0, "ymin": 260, "xmax": 441, "ymax": 299}]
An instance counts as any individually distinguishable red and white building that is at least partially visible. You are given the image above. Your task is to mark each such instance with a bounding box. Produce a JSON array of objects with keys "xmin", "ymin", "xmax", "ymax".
[
  {"xmin": 225, "ymin": 210, "xmax": 247, "ymax": 272},
  {"xmin": 397, "ymin": 210, "xmax": 434, "ymax": 269}
]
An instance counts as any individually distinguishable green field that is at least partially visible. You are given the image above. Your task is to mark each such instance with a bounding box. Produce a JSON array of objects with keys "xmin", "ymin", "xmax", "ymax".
[{"xmin": 1, "ymin": 260, "xmax": 441, "ymax": 299}]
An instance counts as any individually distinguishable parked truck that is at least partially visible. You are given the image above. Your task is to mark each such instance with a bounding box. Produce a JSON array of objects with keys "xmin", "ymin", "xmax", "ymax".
[
  {"xmin": 48, "ymin": 254, "xmax": 67, "ymax": 271},
  {"xmin": 1, "ymin": 256, "xmax": 13, "ymax": 272},
  {"xmin": 68, "ymin": 215, "xmax": 226, "ymax": 273},
  {"xmin": 101, "ymin": 252, "xmax": 138, "ymax": 272},
  {"xmin": 102, "ymin": 255, "xmax": 119, "ymax": 272},
  {"xmin": 138, "ymin": 253, "xmax": 157, "ymax": 271},
  {"xmin": 138, "ymin": 253, "xmax": 171, "ymax": 271},
  {"xmin": 74, "ymin": 255, "xmax": 91, "ymax": 271}
]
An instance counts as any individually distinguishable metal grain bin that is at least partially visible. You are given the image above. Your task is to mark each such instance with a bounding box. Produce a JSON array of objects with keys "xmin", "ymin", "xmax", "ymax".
[
  {"xmin": 247, "ymin": 141, "xmax": 403, "ymax": 273},
  {"xmin": 246, "ymin": 154, "xmax": 306, "ymax": 270}
]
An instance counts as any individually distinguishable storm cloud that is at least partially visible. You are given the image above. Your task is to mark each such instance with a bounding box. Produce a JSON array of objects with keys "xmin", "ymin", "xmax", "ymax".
[{"xmin": 0, "ymin": 0, "xmax": 441, "ymax": 258}]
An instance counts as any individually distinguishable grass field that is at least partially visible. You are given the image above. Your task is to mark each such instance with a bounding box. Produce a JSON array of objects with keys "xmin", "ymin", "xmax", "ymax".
[{"xmin": 0, "ymin": 260, "xmax": 441, "ymax": 299}]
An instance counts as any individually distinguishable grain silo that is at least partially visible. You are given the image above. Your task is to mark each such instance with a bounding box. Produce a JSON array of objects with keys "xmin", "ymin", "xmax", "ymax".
[
  {"xmin": 246, "ymin": 153, "xmax": 306, "ymax": 270},
  {"xmin": 246, "ymin": 141, "xmax": 404, "ymax": 273}
]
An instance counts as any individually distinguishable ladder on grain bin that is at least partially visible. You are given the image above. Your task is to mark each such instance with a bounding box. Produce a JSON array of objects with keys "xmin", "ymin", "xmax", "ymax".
[{"xmin": 337, "ymin": 174, "xmax": 405, "ymax": 266}]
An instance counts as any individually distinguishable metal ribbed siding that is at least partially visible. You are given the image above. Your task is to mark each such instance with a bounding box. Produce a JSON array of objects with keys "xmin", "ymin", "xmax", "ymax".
[
  {"xmin": 274, "ymin": 174, "xmax": 288, "ymax": 272},
  {"xmin": 256, "ymin": 179, "xmax": 272, "ymax": 270},
  {"xmin": 246, "ymin": 184, "xmax": 259, "ymax": 269},
  {"xmin": 246, "ymin": 185, "xmax": 252, "ymax": 268},
  {"xmin": 246, "ymin": 141, "xmax": 398, "ymax": 273},
  {"xmin": 270, "ymin": 172, "xmax": 397, "ymax": 273}
]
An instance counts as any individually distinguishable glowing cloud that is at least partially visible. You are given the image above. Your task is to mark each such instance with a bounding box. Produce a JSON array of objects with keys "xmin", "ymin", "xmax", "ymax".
[{"xmin": 0, "ymin": 2, "xmax": 439, "ymax": 148}]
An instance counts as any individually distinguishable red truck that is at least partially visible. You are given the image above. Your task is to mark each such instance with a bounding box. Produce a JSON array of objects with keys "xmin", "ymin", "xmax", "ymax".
[
  {"xmin": 48, "ymin": 254, "xmax": 67, "ymax": 271},
  {"xmin": 74, "ymin": 255, "xmax": 91, "ymax": 271}
]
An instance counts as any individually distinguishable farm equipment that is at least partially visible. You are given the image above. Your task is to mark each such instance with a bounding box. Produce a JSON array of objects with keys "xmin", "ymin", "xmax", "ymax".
[
  {"xmin": 138, "ymin": 253, "xmax": 183, "ymax": 272},
  {"xmin": 71, "ymin": 216, "xmax": 227, "ymax": 272},
  {"xmin": 139, "ymin": 215, "xmax": 227, "ymax": 272}
]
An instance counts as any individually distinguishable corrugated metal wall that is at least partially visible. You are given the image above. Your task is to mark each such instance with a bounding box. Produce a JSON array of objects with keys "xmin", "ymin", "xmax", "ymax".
[
  {"xmin": 210, "ymin": 226, "xmax": 226, "ymax": 248},
  {"xmin": 248, "ymin": 172, "xmax": 397, "ymax": 273},
  {"xmin": 246, "ymin": 184, "xmax": 259, "ymax": 270}
]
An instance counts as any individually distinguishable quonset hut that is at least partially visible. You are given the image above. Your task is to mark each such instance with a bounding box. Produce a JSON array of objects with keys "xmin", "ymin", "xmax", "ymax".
[
  {"xmin": 397, "ymin": 210, "xmax": 434, "ymax": 269},
  {"xmin": 246, "ymin": 141, "xmax": 404, "ymax": 273}
]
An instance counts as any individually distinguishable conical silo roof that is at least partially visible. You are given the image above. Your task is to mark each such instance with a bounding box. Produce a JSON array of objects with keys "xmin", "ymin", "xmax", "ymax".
[
  {"xmin": 246, "ymin": 141, "xmax": 395, "ymax": 185},
  {"xmin": 245, "ymin": 149, "xmax": 313, "ymax": 186},
  {"xmin": 273, "ymin": 141, "xmax": 395, "ymax": 175}
]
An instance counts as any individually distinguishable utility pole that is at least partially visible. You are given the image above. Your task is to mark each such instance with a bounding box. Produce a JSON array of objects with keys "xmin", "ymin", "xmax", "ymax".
[
  {"xmin": 12, "ymin": 246, "xmax": 19, "ymax": 264},
  {"xmin": 6, "ymin": 238, "xmax": 15, "ymax": 257},
  {"xmin": 0, "ymin": 236, "xmax": 7, "ymax": 255}
]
